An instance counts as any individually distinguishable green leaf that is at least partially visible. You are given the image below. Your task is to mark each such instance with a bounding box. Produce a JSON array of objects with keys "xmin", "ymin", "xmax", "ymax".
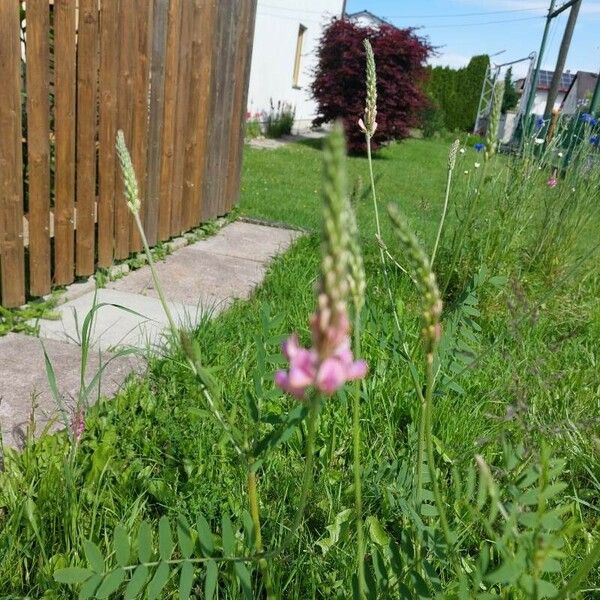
[
  {"xmin": 78, "ymin": 573, "xmax": 103, "ymax": 600},
  {"xmin": 114, "ymin": 525, "xmax": 130, "ymax": 568},
  {"xmin": 486, "ymin": 559, "xmax": 522, "ymax": 584},
  {"xmin": 54, "ymin": 567, "xmax": 95, "ymax": 584},
  {"xmin": 234, "ymin": 561, "xmax": 253, "ymax": 600},
  {"xmin": 204, "ymin": 560, "xmax": 218, "ymax": 600},
  {"xmin": 159, "ymin": 516, "xmax": 174, "ymax": 561},
  {"xmin": 197, "ymin": 513, "xmax": 214, "ymax": 557},
  {"xmin": 147, "ymin": 562, "xmax": 170, "ymax": 600},
  {"xmin": 177, "ymin": 515, "xmax": 194, "ymax": 559},
  {"xmin": 179, "ymin": 562, "xmax": 194, "ymax": 600},
  {"xmin": 138, "ymin": 521, "xmax": 152, "ymax": 563},
  {"xmin": 83, "ymin": 540, "xmax": 105, "ymax": 573},
  {"xmin": 242, "ymin": 510, "xmax": 256, "ymax": 551},
  {"xmin": 366, "ymin": 516, "xmax": 389, "ymax": 547},
  {"xmin": 95, "ymin": 569, "xmax": 126, "ymax": 598},
  {"xmin": 222, "ymin": 515, "xmax": 235, "ymax": 556},
  {"xmin": 542, "ymin": 557, "xmax": 562, "ymax": 573},
  {"xmin": 536, "ymin": 578, "xmax": 559, "ymax": 598},
  {"xmin": 420, "ymin": 503, "xmax": 439, "ymax": 517},
  {"xmin": 124, "ymin": 565, "xmax": 149, "ymax": 600}
]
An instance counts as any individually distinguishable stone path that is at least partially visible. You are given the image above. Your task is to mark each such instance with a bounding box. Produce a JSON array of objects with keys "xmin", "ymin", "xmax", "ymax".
[{"xmin": 0, "ymin": 221, "xmax": 299, "ymax": 448}]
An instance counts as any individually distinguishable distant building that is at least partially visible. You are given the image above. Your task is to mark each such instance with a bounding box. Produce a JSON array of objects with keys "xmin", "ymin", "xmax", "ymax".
[
  {"xmin": 345, "ymin": 9, "xmax": 389, "ymax": 28},
  {"xmin": 561, "ymin": 71, "xmax": 599, "ymax": 114},
  {"xmin": 516, "ymin": 69, "xmax": 576, "ymax": 115},
  {"xmin": 247, "ymin": 0, "xmax": 345, "ymax": 132}
]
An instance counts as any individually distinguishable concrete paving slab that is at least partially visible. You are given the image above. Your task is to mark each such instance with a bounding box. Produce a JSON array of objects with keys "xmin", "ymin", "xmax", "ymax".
[
  {"xmin": 198, "ymin": 221, "xmax": 300, "ymax": 263},
  {"xmin": 0, "ymin": 333, "xmax": 139, "ymax": 448},
  {"xmin": 108, "ymin": 221, "xmax": 299, "ymax": 308},
  {"xmin": 36, "ymin": 289, "xmax": 199, "ymax": 351}
]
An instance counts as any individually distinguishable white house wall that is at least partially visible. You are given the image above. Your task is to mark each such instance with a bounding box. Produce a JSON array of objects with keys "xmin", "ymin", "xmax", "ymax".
[
  {"xmin": 248, "ymin": 0, "xmax": 344, "ymax": 131},
  {"xmin": 531, "ymin": 90, "xmax": 566, "ymax": 116}
]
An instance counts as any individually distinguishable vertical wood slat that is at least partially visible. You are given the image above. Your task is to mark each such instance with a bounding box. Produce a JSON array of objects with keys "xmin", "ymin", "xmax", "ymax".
[
  {"xmin": 114, "ymin": 0, "xmax": 134, "ymax": 259},
  {"xmin": 215, "ymin": 2, "xmax": 239, "ymax": 215},
  {"xmin": 129, "ymin": 0, "xmax": 152, "ymax": 253},
  {"xmin": 145, "ymin": 0, "xmax": 169, "ymax": 247},
  {"xmin": 54, "ymin": 0, "xmax": 77, "ymax": 285},
  {"xmin": 181, "ymin": 0, "xmax": 217, "ymax": 231},
  {"xmin": 97, "ymin": 0, "xmax": 120, "ymax": 268},
  {"xmin": 157, "ymin": 0, "xmax": 182, "ymax": 242},
  {"xmin": 0, "ymin": 1, "xmax": 25, "ymax": 307},
  {"xmin": 169, "ymin": 0, "xmax": 194, "ymax": 236},
  {"xmin": 228, "ymin": 0, "xmax": 258, "ymax": 211},
  {"xmin": 26, "ymin": 0, "xmax": 52, "ymax": 296},
  {"xmin": 75, "ymin": 0, "xmax": 99, "ymax": 276},
  {"xmin": 202, "ymin": 1, "xmax": 228, "ymax": 220}
]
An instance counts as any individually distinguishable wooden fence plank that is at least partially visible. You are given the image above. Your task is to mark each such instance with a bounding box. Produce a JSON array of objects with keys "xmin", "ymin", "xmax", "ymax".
[
  {"xmin": 26, "ymin": 0, "xmax": 52, "ymax": 296},
  {"xmin": 97, "ymin": 0, "xmax": 120, "ymax": 268},
  {"xmin": 227, "ymin": 0, "xmax": 258, "ymax": 211},
  {"xmin": 114, "ymin": 0, "xmax": 134, "ymax": 259},
  {"xmin": 129, "ymin": 0, "xmax": 152, "ymax": 253},
  {"xmin": 75, "ymin": 0, "xmax": 98, "ymax": 276},
  {"xmin": 169, "ymin": 0, "xmax": 194, "ymax": 236},
  {"xmin": 201, "ymin": 1, "xmax": 228, "ymax": 220},
  {"xmin": 53, "ymin": 0, "xmax": 77, "ymax": 286},
  {"xmin": 215, "ymin": 2, "xmax": 238, "ymax": 215},
  {"xmin": 145, "ymin": 0, "xmax": 169, "ymax": 247},
  {"xmin": 157, "ymin": 0, "xmax": 182, "ymax": 241},
  {"xmin": 180, "ymin": 0, "xmax": 216, "ymax": 231},
  {"xmin": 0, "ymin": 1, "xmax": 26, "ymax": 307}
]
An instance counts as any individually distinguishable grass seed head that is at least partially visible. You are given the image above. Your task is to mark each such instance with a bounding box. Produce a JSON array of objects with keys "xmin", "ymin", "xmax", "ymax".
[
  {"xmin": 360, "ymin": 39, "xmax": 378, "ymax": 137},
  {"xmin": 116, "ymin": 129, "xmax": 140, "ymax": 215},
  {"xmin": 387, "ymin": 203, "xmax": 442, "ymax": 355}
]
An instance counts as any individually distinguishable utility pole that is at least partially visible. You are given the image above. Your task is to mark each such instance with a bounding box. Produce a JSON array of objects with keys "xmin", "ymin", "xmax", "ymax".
[
  {"xmin": 543, "ymin": 0, "xmax": 583, "ymax": 118},
  {"xmin": 522, "ymin": 0, "xmax": 556, "ymax": 124}
]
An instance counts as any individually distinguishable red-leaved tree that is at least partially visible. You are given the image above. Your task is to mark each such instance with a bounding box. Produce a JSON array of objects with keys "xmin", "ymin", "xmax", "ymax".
[{"xmin": 311, "ymin": 19, "xmax": 433, "ymax": 153}]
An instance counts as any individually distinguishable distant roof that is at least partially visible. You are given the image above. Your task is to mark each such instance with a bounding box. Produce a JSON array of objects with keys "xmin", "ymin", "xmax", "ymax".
[
  {"xmin": 565, "ymin": 71, "xmax": 599, "ymax": 102},
  {"xmin": 346, "ymin": 9, "xmax": 389, "ymax": 26},
  {"xmin": 536, "ymin": 69, "xmax": 576, "ymax": 92}
]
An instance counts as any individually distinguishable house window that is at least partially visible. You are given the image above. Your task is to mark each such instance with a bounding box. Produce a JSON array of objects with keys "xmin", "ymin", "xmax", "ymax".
[{"xmin": 292, "ymin": 25, "xmax": 306, "ymax": 88}]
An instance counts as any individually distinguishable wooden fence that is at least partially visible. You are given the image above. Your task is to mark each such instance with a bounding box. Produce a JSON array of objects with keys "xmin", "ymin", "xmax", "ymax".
[{"xmin": 0, "ymin": 0, "xmax": 257, "ymax": 308}]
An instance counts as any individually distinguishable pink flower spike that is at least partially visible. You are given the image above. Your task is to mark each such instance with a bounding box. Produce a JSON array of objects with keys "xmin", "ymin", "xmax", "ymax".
[
  {"xmin": 316, "ymin": 358, "xmax": 347, "ymax": 395},
  {"xmin": 346, "ymin": 359, "xmax": 368, "ymax": 381},
  {"xmin": 547, "ymin": 176, "xmax": 557, "ymax": 188}
]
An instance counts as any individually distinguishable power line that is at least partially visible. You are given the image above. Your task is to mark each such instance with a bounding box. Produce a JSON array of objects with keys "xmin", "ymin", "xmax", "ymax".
[
  {"xmin": 259, "ymin": 3, "xmax": 543, "ymax": 18},
  {"xmin": 256, "ymin": 11, "xmax": 543, "ymax": 29}
]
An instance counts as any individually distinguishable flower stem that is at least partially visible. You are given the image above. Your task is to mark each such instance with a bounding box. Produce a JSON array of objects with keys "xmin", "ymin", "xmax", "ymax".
[
  {"xmin": 352, "ymin": 314, "xmax": 366, "ymax": 597},
  {"xmin": 270, "ymin": 394, "xmax": 321, "ymax": 556},
  {"xmin": 366, "ymin": 135, "xmax": 402, "ymax": 335},
  {"xmin": 431, "ymin": 167, "xmax": 454, "ymax": 267},
  {"xmin": 247, "ymin": 468, "xmax": 275, "ymax": 599},
  {"xmin": 423, "ymin": 354, "xmax": 452, "ymax": 544}
]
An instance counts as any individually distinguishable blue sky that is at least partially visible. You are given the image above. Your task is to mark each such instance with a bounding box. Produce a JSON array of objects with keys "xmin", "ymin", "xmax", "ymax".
[{"xmin": 345, "ymin": 0, "xmax": 600, "ymax": 78}]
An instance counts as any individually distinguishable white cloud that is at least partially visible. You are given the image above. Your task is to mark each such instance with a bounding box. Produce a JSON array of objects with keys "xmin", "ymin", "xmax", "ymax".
[{"xmin": 428, "ymin": 52, "xmax": 472, "ymax": 69}]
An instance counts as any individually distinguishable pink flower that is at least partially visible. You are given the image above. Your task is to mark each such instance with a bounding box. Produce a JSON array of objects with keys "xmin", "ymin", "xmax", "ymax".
[
  {"xmin": 71, "ymin": 407, "xmax": 85, "ymax": 443},
  {"xmin": 547, "ymin": 176, "xmax": 557, "ymax": 188},
  {"xmin": 275, "ymin": 303, "xmax": 367, "ymax": 399}
]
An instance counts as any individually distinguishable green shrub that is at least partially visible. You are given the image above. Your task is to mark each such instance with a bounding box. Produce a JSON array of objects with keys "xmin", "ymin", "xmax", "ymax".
[{"xmin": 265, "ymin": 100, "xmax": 295, "ymax": 138}]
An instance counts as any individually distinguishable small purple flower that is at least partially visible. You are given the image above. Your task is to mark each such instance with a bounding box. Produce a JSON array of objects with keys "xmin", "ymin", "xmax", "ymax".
[
  {"xmin": 474, "ymin": 143, "xmax": 485, "ymax": 152},
  {"xmin": 535, "ymin": 117, "xmax": 545, "ymax": 130},
  {"xmin": 590, "ymin": 136, "xmax": 599, "ymax": 146},
  {"xmin": 580, "ymin": 113, "xmax": 597, "ymax": 126},
  {"xmin": 547, "ymin": 176, "xmax": 557, "ymax": 188}
]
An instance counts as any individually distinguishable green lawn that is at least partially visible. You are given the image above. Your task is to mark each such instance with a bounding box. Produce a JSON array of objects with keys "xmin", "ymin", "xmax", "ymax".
[{"xmin": 1, "ymin": 136, "xmax": 598, "ymax": 597}]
